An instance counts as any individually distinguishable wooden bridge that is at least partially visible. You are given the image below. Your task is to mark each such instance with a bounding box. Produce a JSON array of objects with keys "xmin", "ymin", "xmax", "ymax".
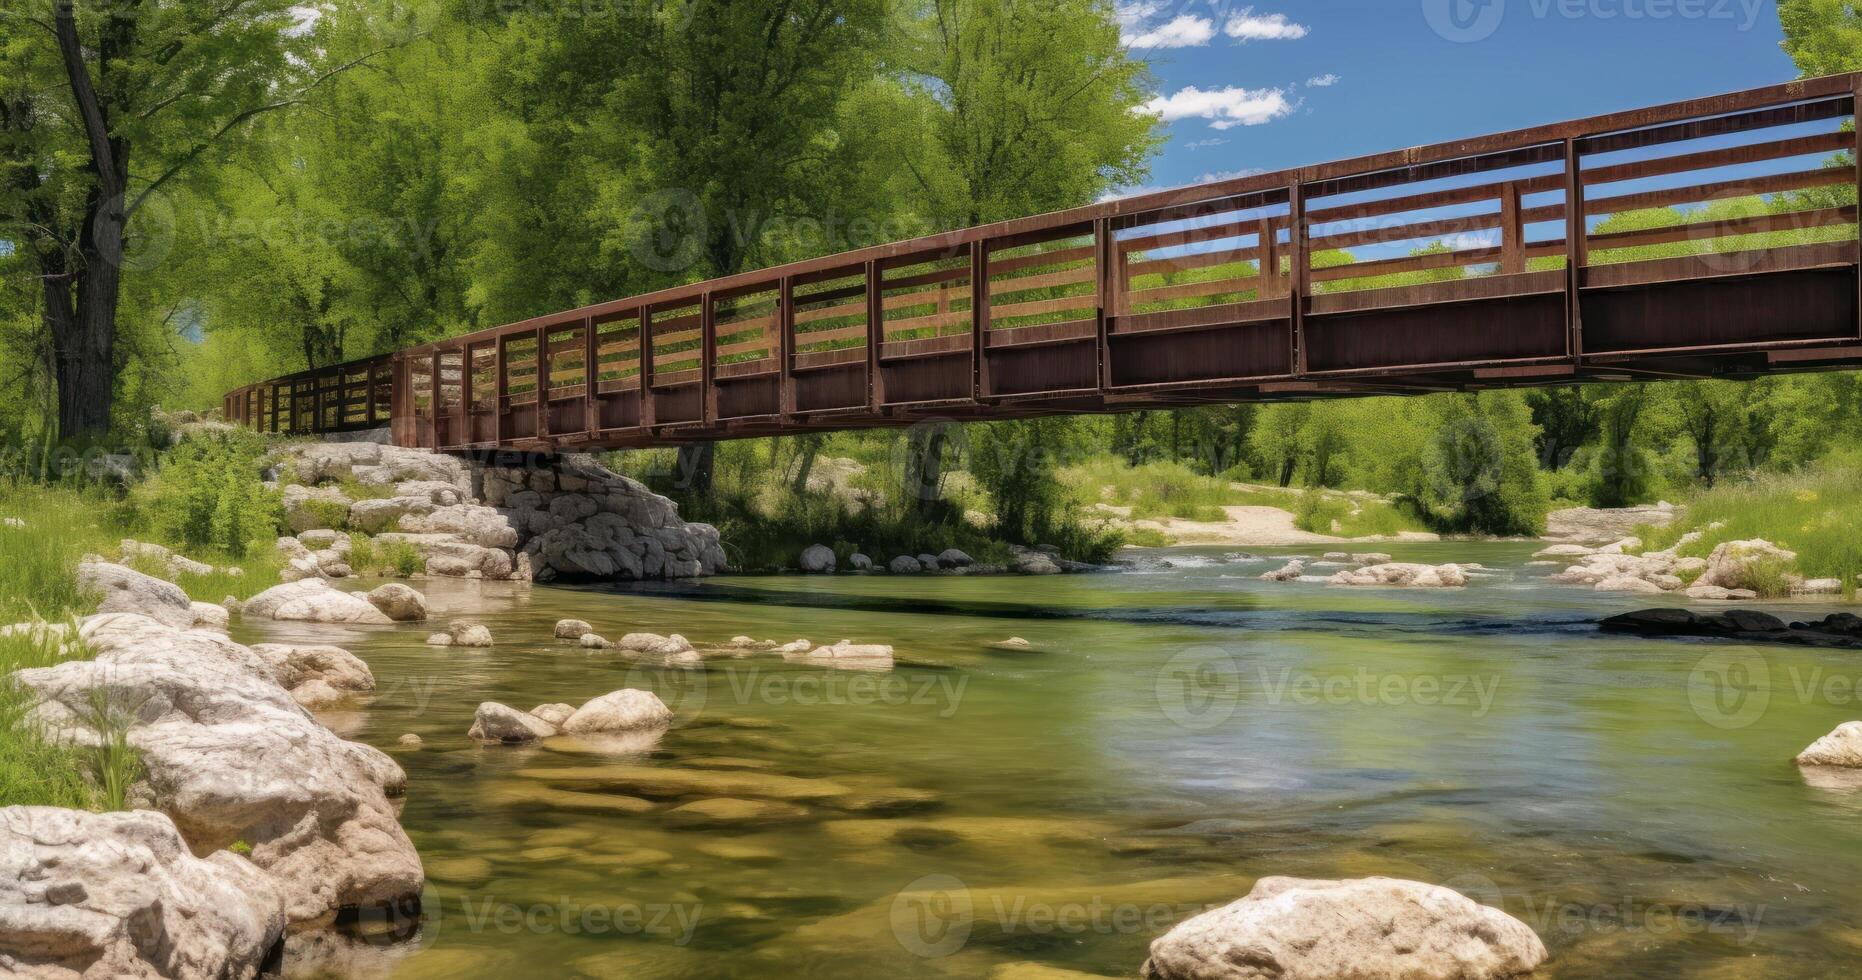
[{"xmin": 224, "ymin": 75, "xmax": 1862, "ymax": 453}]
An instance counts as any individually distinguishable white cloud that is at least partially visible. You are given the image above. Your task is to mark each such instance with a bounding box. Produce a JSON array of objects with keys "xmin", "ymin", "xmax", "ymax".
[
  {"xmin": 1306, "ymin": 73, "xmax": 1341, "ymax": 87},
  {"xmin": 1140, "ymin": 86, "xmax": 1295, "ymax": 129},
  {"xmin": 1127, "ymin": 14, "xmax": 1218, "ymax": 48},
  {"xmin": 1186, "ymin": 137, "xmax": 1230, "ymax": 150},
  {"xmin": 1443, "ymin": 232, "xmax": 1498, "ymax": 251},
  {"xmin": 1115, "ymin": 1, "xmax": 1166, "ymax": 29},
  {"xmin": 1197, "ymin": 168, "xmax": 1266, "ymax": 184},
  {"xmin": 1224, "ymin": 9, "xmax": 1309, "ymax": 41}
]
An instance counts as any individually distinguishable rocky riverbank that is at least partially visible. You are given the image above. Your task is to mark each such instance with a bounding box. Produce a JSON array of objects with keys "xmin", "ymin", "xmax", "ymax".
[{"xmin": 277, "ymin": 443, "xmax": 726, "ymax": 584}]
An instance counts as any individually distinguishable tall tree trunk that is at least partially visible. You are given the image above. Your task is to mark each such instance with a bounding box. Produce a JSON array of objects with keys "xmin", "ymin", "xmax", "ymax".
[
  {"xmin": 676, "ymin": 443, "xmax": 715, "ymax": 496},
  {"xmin": 50, "ymin": 1, "xmax": 135, "ymax": 439}
]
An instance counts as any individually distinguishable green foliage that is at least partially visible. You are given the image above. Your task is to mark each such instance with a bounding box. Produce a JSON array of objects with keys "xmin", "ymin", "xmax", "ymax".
[
  {"xmin": 0, "ymin": 628, "xmax": 141, "ymax": 810},
  {"xmin": 1640, "ymin": 454, "xmax": 1862, "ymax": 593},
  {"xmin": 1780, "ymin": 0, "xmax": 1862, "ymax": 76},
  {"xmin": 131, "ymin": 433, "xmax": 281, "ymax": 558},
  {"xmin": 0, "ymin": 484, "xmax": 117, "ymax": 623}
]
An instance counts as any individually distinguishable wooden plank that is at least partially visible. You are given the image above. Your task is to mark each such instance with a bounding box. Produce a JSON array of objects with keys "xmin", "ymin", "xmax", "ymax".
[
  {"xmin": 988, "ymin": 294, "xmax": 1098, "ymax": 322},
  {"xmin": 1308, "ymin": 269, "xmax": 1566, "ymax": 315},
  {"xmin": 1585, "ymin": 166, "xmax": 1853, "ymax": 215},
  {"xmin": 1583, "ymin": 130, "xmax": 1850, "ymax": 186},
  {"xmin": 986, "ymin": 317, "xmax": 1097, "ymax": 349},
  {"xmin": 1581, "ymin": 240, "xmax": 1855, "ymax": 289},
  {"xmin": 1127, "ymin": 273, "xmax": 1264, "ymax": 307},
  {"xmin": 1128, "ymin": 244, "xmax": 1263, "ymax": 280},
  {"xmin": 1587, "ymin": 205, "xmax": 1856, "ymax": 252},
  {"xmin": 988, "ymin": 264, "xmax": 1097, "ymax": 297}
]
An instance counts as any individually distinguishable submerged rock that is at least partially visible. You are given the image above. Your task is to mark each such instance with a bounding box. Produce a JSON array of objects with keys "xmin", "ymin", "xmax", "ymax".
[
  {"xmin": 445, "ymin": 622, "xmax": 494, "ymax": 647},
  {"xmin": 1798, "ymin": 721, "xmax": 1862, "ymax": 768},
  {"xmin": 1329, "ymin": 563, "xmax": 1467, "ymax": 588},
  {"xmin": 559, "ymin": 690, "xmax": 673, "ymax": 735},
  {"xmin": 530, "ymin": 703, "xmax": 577, "ymax": 727},
  {"xmin": 242, "ymin": 579, "xmax": 392, "ymax": 625},
  {"xmin": 783, "ymin": 640, "xmax": 894, "ymax": 671},
  {"xmin": 1140, "ymin": 876, "xmax": 1546, "ymax": 980},
  {"xmin": 250, "ymin": 643, "xmax": 376, "ymax": 707},
  {"xmin": 1600, "ymin": 609, "xmax": 1862, "ymax": 648},
  {"xmin": 0, "ymin": 807, "xmax": 286, "ymax": 980},
  {"xmin": 364, "ymin": 583, "xmax": 428, "ymax": 622},
  {"xmin": 662, "ymin": 797, "xmax": 811, "ymax": 828},
  {"xmin": 554, "ymin": 618, "xmax": 593, "ymax": 640},
  {"xmin": 468, "ymin": 702, "xmax": 557, "ymax": 743},
  {"xmin": 1259, "ymin": 560, "xmax": 1304, "ymax": 583}
]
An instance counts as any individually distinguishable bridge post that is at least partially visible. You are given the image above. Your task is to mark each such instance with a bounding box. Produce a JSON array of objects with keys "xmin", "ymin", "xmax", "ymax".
[
  {"xmin": 1288, "ymin": 182, "xmax": 1309, "ymax": 375},
  {"xmin": 495, "ymin": 335, "xmax": 510, "ymax": 446},
  {"xmin": 1094, "ymin": 217, "xmax": 1113, "ymax": 391},
  {"xmin": 970, "ymin": 240, "xmax": 990, "ymax": 400},
  {"xmin": 1257, "ymin": 215, "xmax": 1281, "ymax": 299},
  {"xmin": 640, "ymin": 307, "xmax": 657, "ymax": 429},
  {"xmin": 865, "ymin": 261, "xmax": 884, "ymax": 412},
  {"xmin": 535, "ymin": 326, "xmax": 550, "ymax": 441},
  {"xmin": 1563, "ymin": 137, "xmax": 1587, "ymax": 359},
  {"xmin": 582, "ymin": 316, "xmax": 598, "ymax": 439},
  {"xmin": 1854, "ymin": 77, "xmax": 1862, "ymax": 341},
  {"xmin": 429, "ymin": 351, "xmax": 442, "ymax": 448},
  {"xmin": 778, "ymin": 277, "xmax": 796, "ymax": 417},
  {"xmin": 701, "ymin": 291, "xmax": 718, "ymax": 424},
  {"xmin": 1500, "ymin": 182, "xmax": 1525, "ymax": 276}
]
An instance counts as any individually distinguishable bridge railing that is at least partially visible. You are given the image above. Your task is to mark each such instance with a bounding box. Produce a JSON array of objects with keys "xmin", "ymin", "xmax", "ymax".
[{"xmin": 225, "ymin": 73, "xmax": 1862, "ymax": 449}]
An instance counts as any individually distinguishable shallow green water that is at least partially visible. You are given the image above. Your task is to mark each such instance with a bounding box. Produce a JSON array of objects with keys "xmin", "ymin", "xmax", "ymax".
[{"xmin": 249, "ymin": 543, "xmax": 1862, "ymax": 978}]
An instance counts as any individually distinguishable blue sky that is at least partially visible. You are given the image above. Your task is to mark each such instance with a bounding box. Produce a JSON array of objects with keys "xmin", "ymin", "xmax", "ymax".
[{"xmin": 1120, "ymin": 0, "xmax": 1800, "ymax": 197}]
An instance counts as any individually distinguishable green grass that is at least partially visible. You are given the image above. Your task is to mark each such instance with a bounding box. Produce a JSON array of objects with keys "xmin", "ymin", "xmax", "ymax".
[
  {"xmin": 1637, "ymin": 457, "xmax": 1862, "ymax": 599},
  {"xmin": 1060, "ymin": 458, "xmax": 1277, "ymax": 522},
  {"xmin": 1063, "ymin": 458, "xmax": 1429, "ymax": 539},
  {"xmin": 0, "ymin": 484, "xmax": 120, "ymax": 623},
  {"xmin": 0, "ymin": 627, "xmax": 141, "ymax": 810}
]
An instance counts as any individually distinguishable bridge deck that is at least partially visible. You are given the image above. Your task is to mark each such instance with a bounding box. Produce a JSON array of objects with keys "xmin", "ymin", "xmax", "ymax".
[{"xmin": 225, "ymin": 74, "xmax": 1862, "ymax": 452}]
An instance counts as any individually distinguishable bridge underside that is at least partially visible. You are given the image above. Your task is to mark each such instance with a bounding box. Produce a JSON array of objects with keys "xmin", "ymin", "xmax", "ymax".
[{"xmin": 224, "ymin": 75, "xmax": 1862, "ymax": 454}]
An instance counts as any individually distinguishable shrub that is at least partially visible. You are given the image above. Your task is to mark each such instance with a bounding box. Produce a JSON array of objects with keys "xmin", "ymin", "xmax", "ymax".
[{"xmin": 135, "ymin": 432, "xmax": 281, "ymax": 558}]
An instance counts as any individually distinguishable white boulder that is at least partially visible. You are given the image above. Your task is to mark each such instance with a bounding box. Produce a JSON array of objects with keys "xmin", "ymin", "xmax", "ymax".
[
  {"xmin": 554, "ymin": 619, "xmax": 594, "ymax": 640},
  {"xmin": 242, "ymin": 579, "xmax": 392, "ymax": 626},
  {"xmin": 1141, "ymin": 876, "xmax": 1547, "ymax": 980},
  {"xmin": 364, "ymin": 583, "xmax": 428, "ymax": 622},
  {"xmin": 1328, "ymin": 563, "xmax": 1467, "ymax": 588},
  {"xmin": 468, "ymin": 702, "xmax": 556, "ymax": 743},
  {"xmin": 10, "ymin": 616, "xmax": 421, "ymax": 923},
  {"xmin": 559, "ymin": 690, "xmax": 673, "ymax": 735},
  {"xmin": 0, "ymin": 807, "xmax": 286, "ymax": 980},
  {"xmin": 1797, "ymin": 721, "xmax": 1862, "ymax": 768},
  {"xmin": 76, "ymin": 561, "xmax": 194, "ymax": 630}
]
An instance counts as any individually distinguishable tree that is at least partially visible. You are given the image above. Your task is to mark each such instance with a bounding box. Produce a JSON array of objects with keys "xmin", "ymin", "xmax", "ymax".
[
  {"xmin": 0, "ymin": 0, "xmax": 370, "ymax": 437},
  {"xmin": 1250, "ymin": 403, "xmax": 1310, "ymax": 487},
  {"xmin": 1780, "ymin": 0, "xmax": 1862, "ymax": 75},
  {"xmin": 883, "ymin": 0, "xmax": 1160, "ymax": 228}
]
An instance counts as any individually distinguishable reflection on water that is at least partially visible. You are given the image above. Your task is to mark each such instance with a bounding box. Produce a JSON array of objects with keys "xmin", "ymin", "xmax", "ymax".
[{"xmin": 245, "ymin": 543, "xmax": 1862, "ymax": 979}]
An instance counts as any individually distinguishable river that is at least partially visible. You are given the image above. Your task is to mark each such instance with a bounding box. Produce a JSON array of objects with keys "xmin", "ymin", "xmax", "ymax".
[{"xmin": 243, "ymin": 542, "xmax": 1862, "ymax": 979}]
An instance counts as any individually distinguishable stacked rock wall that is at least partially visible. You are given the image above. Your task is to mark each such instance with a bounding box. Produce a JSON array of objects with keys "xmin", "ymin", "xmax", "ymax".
[{"xmin": 275, "ymin": 443, "xmax": 725, "ymax": 583}]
